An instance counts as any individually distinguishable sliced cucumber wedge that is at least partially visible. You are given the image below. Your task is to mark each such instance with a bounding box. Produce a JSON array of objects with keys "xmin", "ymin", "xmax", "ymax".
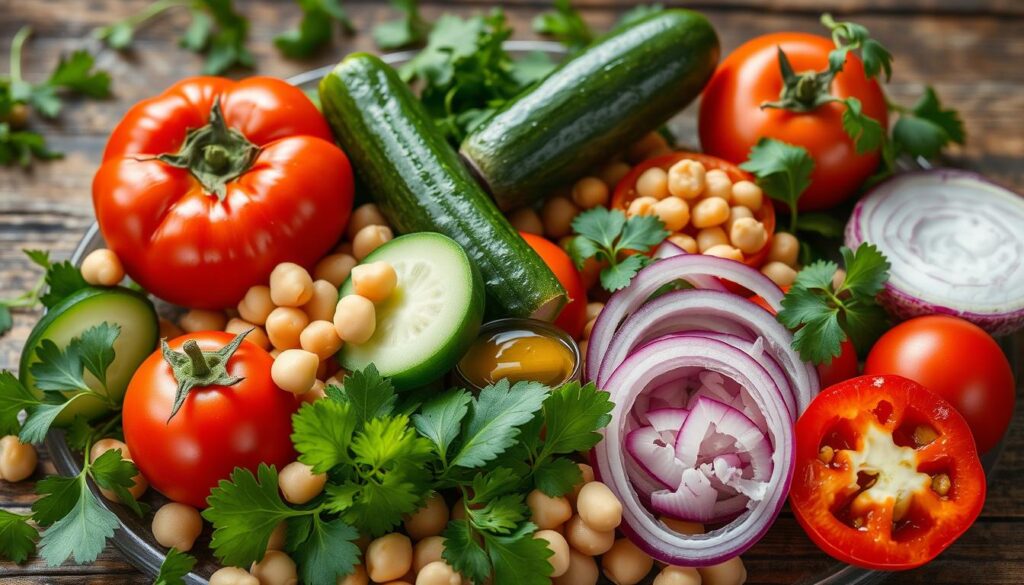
[
  {"xmin": 339, "ymin": 233, "xmax": 485, "ymax": 390},
  {"xmin": 19, "ymin": 286, "xmax": 159, "ymax": 423}
]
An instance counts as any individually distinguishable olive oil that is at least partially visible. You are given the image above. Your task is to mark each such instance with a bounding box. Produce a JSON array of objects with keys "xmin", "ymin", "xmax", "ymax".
[{"xmin": 456, "ymin": 319, "xmax": 580, "ymax": 390}]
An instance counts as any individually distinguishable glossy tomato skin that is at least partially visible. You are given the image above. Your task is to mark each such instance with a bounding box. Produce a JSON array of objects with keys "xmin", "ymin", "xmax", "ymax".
[
  {"xmin": 94, "ymin": 77, "xmax": 354, "ymax": 309},
  {"xmin": 864, "ymin": 315, "xmax": 1015, "ymax": 453},
  {"xmin": 123, "ymin": 332, "xmax": 299, "ymax": 508},
  {"xmin": 699, "ymin": 33, "xmax": 888, "ymax": 211},
  {"xmin": 520, "ymin": 232, "xmax": 588, "ymax": 339}
]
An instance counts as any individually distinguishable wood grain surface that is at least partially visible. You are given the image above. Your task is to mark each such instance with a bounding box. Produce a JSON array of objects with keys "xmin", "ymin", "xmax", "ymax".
[{"xmin": 1, "ymin": 1, "xmax": 1022, "ymax": 584}]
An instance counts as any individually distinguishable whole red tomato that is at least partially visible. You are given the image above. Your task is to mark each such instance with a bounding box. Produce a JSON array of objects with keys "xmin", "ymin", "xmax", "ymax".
[
  {"xmin": 123, "ymin": 331, "xmax": 299, "ymax": 508},
  {"xmin": 94, "ymin": 76, "xmax": 354, "ymax": 309},
  {"xmin": 520, "ymin": 232, "xmax": 588, "ymax": 339},
  {"xmin": 699, "ymin": 33, "xmax": 888, "ymax": 211},
  {"xmin": 864, "ymin": 315, "xmax": 1015, "ymax": 453}
]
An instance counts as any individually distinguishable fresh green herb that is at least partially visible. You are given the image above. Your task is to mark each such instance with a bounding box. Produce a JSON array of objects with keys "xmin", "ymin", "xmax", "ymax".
[
  {"xmin": 887, "ymin": 87, "xmax": 965, "ymax": 163},
  {"xmin": 821, "ymin": 13, "xmax": 893, "ymax": 81},
  {"xmin": 154, "ymin": 548, "xmax": 196, "ymax": 585},
  {"xmin": 569, "ymin": 207, "xmax": 669, "ymax": 292},
  {"xmin": 778, "ymin": 243, "xmax": 891, "ymax": 364},
  {"xmin": 275, "ymin": 0, "xmax": 355, "ymax": 58},
  {"xmin": 739, "ymin": 138, "xmax": 816, "ymax": 233},
  {"xmin": 533, "ymin": 0, "xmax": 593, "ymax": 52},
  {"xmin": 373, "ymin": 0, "xmax": 432, "ymax": 50},
  {"xmin": 0, "ymin": 249, "xmax": 88, "ymax": 337},
  {"xmin": 0, "ymin": 510, "xmax": 36, "ymax": 564}
]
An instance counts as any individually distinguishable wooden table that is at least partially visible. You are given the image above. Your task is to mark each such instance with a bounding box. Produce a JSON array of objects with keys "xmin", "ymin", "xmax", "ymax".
[{"xmin": 1, "ymin": 1, "xmax": 1022, "ymax": 583}]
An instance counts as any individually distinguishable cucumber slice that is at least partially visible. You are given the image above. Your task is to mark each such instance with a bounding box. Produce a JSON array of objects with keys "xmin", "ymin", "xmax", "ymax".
[
  {"xmin": 339, "ymin": 233, "xmax": 484, "ymax": 390},
  {"xmin": 19, "ymin": 286, "xmax": 159, "ymax": 423}
]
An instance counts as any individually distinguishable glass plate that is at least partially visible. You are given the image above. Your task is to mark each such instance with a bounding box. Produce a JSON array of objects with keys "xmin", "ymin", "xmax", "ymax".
[{"xmin": 48, "ymin": 41, "xmax": 1013, "ymax": 585}]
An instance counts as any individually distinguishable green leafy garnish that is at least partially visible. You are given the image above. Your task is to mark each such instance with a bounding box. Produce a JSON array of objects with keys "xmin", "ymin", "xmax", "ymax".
[
  {"xmin": 739, "ymin": 138, "xmax": 815, "ymax": 233},
  {"xmin": 154, "ymin": 548, "xmax": 197, "ymax": 585},
  {"xmin": 373, "ymin": 0, "xmax": 432, "ymax": 50},
  {"xmin": 286, "ymin": 516, "xmax": 361, "ymax": 585},
  {"xmin": 821, "ymin": 13, "xmax": 893, "ymax": 81},
  {"xmin": 532, "ymin": 0, "xmax": 593, "ymax": 52},
  {"xmin": 275, "ymin": 0, "xmax": 355, "ymax": 58},
  {"xmin": 570, "ymin": 207, "xmax": 669, "ymax": 292},
  {"xmin": 0, "ymin": 510, "xmax": 36, "ymax": 564},
  {"xmin": 888, "ymin": 87, "xmax": 965, "ymax": 162},
  {"xmin": 1, "ymin": 249, "xmax": 89, "ymax": 337}
]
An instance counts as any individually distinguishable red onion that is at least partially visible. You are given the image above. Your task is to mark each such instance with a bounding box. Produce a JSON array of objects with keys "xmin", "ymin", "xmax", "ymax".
[
  {"xmin": 646, "ymin": 408, "xmax": 690, "ymax": 433},
  {"xmin": 673, "ymin": 397, "xmax": 773, "ymax": 483},
  {"xmin": 626, "ymin": 426, "xmax": 684, "ymax": 489}
]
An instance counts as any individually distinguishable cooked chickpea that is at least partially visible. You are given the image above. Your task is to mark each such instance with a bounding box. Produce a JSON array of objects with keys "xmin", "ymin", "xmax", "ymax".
[
  {"xmin": 337, "ymin": 564, "xmax": 368, "ymax": 585},
  {"xmin": 80, "ymin": 249, "xmax": 125, "ymax": 286},
  {"xmin": 703, "ymin": 169, "xmax": 733, "ymax": 201},
  {"xmin": 626, "ymin": 196, "xmax": 658, "ymax": 218},
  {"xmin": 366, "ymin": 533, "xmax": 413, "ymax": 583},
  {"xmin": 691, "ymin": 197, "xmax": 730, "ymax": 228},
  {"xmin": 270, "ymin": 262, "xmax": 314, "ymax": 307},
  {"xmin": 415, "ymin": 560, "xmax": 461, "ymax": 585},
  {"xmin": 602, "ymin": 538, "xmax": 654, "ymax": 585},
  {"xmin": 348, "ymin": 203, "xmax": 389, "ymax": 240},
  {"xmin": 352, "ymin": 262, "xmax": 398, "ymax": 303},
  {"xmin": 159, "ymin": 317, "xmax": 184, "ymax": 340},
  {"xmin": 267, "ymin": 521, "xmax": 287, "ymax": 551},
  {"xmin": 576, "ymin": 481, "xmax": 622, "ymax": 532},
  {"xmin": 179, "ymin": 308, "xmax": 227, "ymax": 333},
  {"xmin": 766, "ymin": 232, "xmax": 800, "ymax": 267},
  {"xmin": 298, "ymin": 321, "xmax": 342, "ymax": 360},
  {"xmin": 599, "ymin": 161, "xmax": 632, "ymax": 188},
  {"xmin": 304, "ymin": 280, "xmax": 340, "ymax": 322},
  {"xmin": 527, "ymin": 490, "xmax": 573, "ymax": 530},
  {"xmin": 698, "ymin": 556, "xmax": 746, "ymax": 585},
  {"xmin": 353, "ymin": 225, "xmax": 394, "ymax": 261},
  {"xmin": 731, "ymin": 180, "xmax": 763, "ymax": 212},
  {"xmin": 569, "ymin": 463, "xmax": 595, "ymax": 503},
  {"xmin": 250, "ymin": 550, "xmax": 298, "ymax": 585},
  {"xmin": 726, "ymin": 206, "xmax": 754, "ymax": 232},
  {"xmin": 553, "ymin": 548, "xmax": 600, "ymax": 585},
  {"xmin": 508, "ymin": 207, "xmax": 544, "ymax": 235},
  {"xmin": 729, "ymin": 217, "xmax": 768, "ymax": 255},
  {"xmin": 571, "ymin": 177, "xmax": 610, "ymax": 209},
  {"xmin": 272, "ymin": 349, "xmax": 319, "ymax": 394},
  {"xmin": 333, "ymin": 295, "xmax": 376, "ymax": 344},
  {"xmin": 314, "ymin": 253, "xmax": 358, "ymax": 288},
  {"xmin": 761, "ymin": 261, "xmax": 798, "ymax": 287},
  {"xmin": 535, "ymin": 529, "xmax": 571, "ymax": 577},
  {"xmin": 152, "ymin": 502, "xmax": 203, "ymax": 552},
  {"xmin": 265, "ymin": 307, "xmax": 309, "ymax": 349},
  {"xmin": 668, "ymin": 234, "xmax": 698, "ymax": 254},
  {"xmin": 90, "ymin": 438, "xmax": 147, "ymax": 501},
  {"xmin": 225, "ymin": 318, "xmax": 271, "ymax": 350},
  {"xmin": 413, "ymin": 535, "xmax": 446, "ymax": 572},
  {"xmin": 238, "ymin": 285, "xmax": 275, "ymax": 325},
  {"xmin": 278, "ymin": 461, "xmax": 326, "ymax": 504},
  {"xmin": 696, "ymin": 227, "xmax": 729, "ymax": 253},
  {"xmin": 660, "ymin": 517, "xmax": 704, "ymax": 535},
  {"xmin": 654, "ymin": 566, "xmax": 702, "ymax": 585},
  {"xmin": 627, "ymin": 132, "xmax": 668, "ymax": 163},
  {"xmin": 636, "ymin": 167, "xmax": 670, "ymax": 200},
  {"xmin": 300, "ymin": 380, "xmax": 327, "ymax": 404},
  {"xmin": 404, "ymin": 493, "xmax": 449, "ymax": 541},
  {"xmin": 585, "ymin": 302, "xmax": 604, "ymax": 322},
  {"xmin": 667, "ymin": 159, "xmax": 706, "ymax": 200},
  {"xmin": 582, "ymin": 318, "xmax": 596, "ymax": 341},
  {"xmin": 653, "ymin": 197, "xmax": 690, "ymax": 232},
  {"xmin": 703, "ymin": 244, "xmax": 744, "ymax": 262},
  {"xmin": 0, "ymin": 435, "xmax": 37, "ymax": 482},
  {"xmin": 210, "ymin": 566, "xmax": 259, "ymax": 585},
  {"xmin": 565, "ymin": 515, "xmax": 614, "ymax": 555},
  {"xmin": 542, "ymin": 197, "xmax": 580, "ymax": 239}
]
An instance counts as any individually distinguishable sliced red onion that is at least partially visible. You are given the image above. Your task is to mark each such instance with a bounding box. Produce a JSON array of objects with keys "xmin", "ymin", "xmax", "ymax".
[
  {"xmin": 650, "ymin": 468, "xmax": 718, "ymax": 522},
  {"xmin": 846, "ymin": 169, "xmax": 1024, "ymax": 336},
  {"xmin": 626, "ymin": 426, "xmax": 685, "ymax": 490},
  {"xmin": 646, "ymin": 408, "xmax": 689, "ymax": 433},
  {"xmin": 674, "ymin": 397, "xmax": 773, "ymax": 483}
]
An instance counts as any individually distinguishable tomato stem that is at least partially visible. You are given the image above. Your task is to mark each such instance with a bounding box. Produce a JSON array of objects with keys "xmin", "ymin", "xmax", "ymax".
[
  {"xmin": 161, "ymin": 331, "xmax": 249, "ymax": 421},
  {"xmin": 182, "ymin": 340, "xmax": 212, "ymax": 377}
]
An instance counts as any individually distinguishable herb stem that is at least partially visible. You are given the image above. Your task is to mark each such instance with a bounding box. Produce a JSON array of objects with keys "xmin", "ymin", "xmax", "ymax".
[
  {"xmin": 92, "ymin": 413, "xmax": 123, "ymax": 443},
  {"xmin": 120, "ymin": 0, "xmax": 188, "ymax": 29},
  {"xmin": 9, "ymin": 26, "xmax": 31, "ymax": 85}
]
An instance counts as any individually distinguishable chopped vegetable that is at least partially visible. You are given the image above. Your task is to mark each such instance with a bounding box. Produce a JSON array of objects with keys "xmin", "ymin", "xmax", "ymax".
[{"xmin": 569, "ymin": 208, "xmax": 668, "ymax": 292}]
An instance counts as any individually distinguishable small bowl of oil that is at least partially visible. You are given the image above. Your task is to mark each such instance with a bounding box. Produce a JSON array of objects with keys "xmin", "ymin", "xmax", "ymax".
[{"xmin": 454, "ymin": 318, "xmax": 581, "ymax": 391}]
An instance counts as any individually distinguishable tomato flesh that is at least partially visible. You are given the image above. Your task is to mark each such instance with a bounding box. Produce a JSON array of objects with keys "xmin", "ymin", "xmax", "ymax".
[{"xmin": 520, "ymin": 232, "xmax": 588, "ymax": 338}]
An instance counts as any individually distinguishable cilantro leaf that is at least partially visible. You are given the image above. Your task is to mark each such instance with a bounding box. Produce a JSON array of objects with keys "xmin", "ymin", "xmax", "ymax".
[
  {"xmin": 334, "ymin": 363, "xmax": 396, "ymax": 427},
  {"xmin": 821, "ymin": 14, "xmax": 893, "ymax": 81},
  {"xmin": 0, "ymin": 123, "xmax": 63, "ymax": 167},
  {"xmin": 275, "ymin": 0, "xmax": 354, "ymax": 58},
  {"xmin": 468, "ymin": 468, "xmax": 520, "ymax": 503},
  {"xmin": 532, "ymin": 457, "xmax": 582, "ymax": 498},
  {"xmin": 24, "ymin": 249, "xmax": 51, "ymax": 268},
  {"xmin": 892, "ymin": 87, "xmax": 966, "ymax": 159},
  {"xmin": 38, "ymin": 480, "xmax": 118, "ymax": 566},
  {"xmin": 572, "ymin": 207, "xmax": 625, "ymax": 253},
  {"xmin": 32, "ymin": 474, "xmax": 82, "ymax": 527},
  {"xmin": 176, "ymin": 0, "xmax": 253, "ymax": 75},
  {"xmin": 21, "ymin": 401, "xmax": 80, "ymax": 444},
  {"xmin": 286, "ymin": 516, "xmax": 360, "ymax": 585},
  {"xmin": 0, "ymin": 510, "xmax": 36, "ymax": 564},
  {"xmin": 75, "ymin": 322, "xmax": 119, "ymax": 389},
  {"xmin": 154, "ymin": 548, "xmax": 196, "ymax": 585},
  {"xmin": 47, "ymin": 51, "xmax": 111, "ymax": 100},
  {"xmin": 0, "ymin": 371, "xmax": 40, "ymax": 435},
  {"xmin": 39, "ymin": 261, "xmax": 88, "ymax": 309},
  {"xmin": 839, "ymin": 243, "xmax": 889, "ymax": 298},
  {"xmin": 374, "ymin": 0, "xmax": 431, "ymax": 50},
  {"xmin": 510, "ymin": 51, "xmax": 556, "ymax": 87},
  {"xmin": 484, "ymin": 523, "xmax": 553, "ymax": 585},
  {"xmin": 291, "ymin": 399, "xmax": 356, "ymax": 473},
  {"xmin": 469, "ymin": 494, "xmax": 528, "ymax": 535},
  {"xmin": 532, "ymin": 0, "xmax": 593, "ymax": 52},
  {"xmin": 451, "ymin": 380, "xmax": 549, "ymax": 469},
  {"xmin": 618, "ymin": 213, "xmax": 670, "ymax": 253},
  {"xmin": 413, "ymin": 388, "xmax": 472, "ymax": 463},
  {"xmin": 570, "ymin": 208, "xmax": 667, "ymax": 292},
  {"xmin": 342, "ymin": 468, "xmax": 427, "ymax": 537},
  {"xmin": 600, "ymin": 253, "xmax": 648, "ymax": 292},
  {"xmin": 740, "ymin": 138, "xmax": 815, "ymax": 232},
  {"xmin": 351, "ymin": 415, "xmax": 433, "ymax": 472},
  {"xmin": 89, "ymin": 449, "xmax": 146, "ymax": 518},
  {"xmin": 538, "ymin": 382, "xmax": 612, "ymax": 456},
  {"xmin": 841, "ymin": 97, "xmax": 886, "ymax": 155},
  {"xmin": 30, "ymin": 338, "xmax": 89, "ymax": 394},
  {"xmin": 443, "ymin": 519, "xmax": 491, "ymax": 584}
]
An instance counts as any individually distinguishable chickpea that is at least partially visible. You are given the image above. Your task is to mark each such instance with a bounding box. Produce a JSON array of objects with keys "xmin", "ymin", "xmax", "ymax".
[
  {"xmin": 602, "ymin": 538, "xmax": 653, "ymax": 585},
  {"xmin": 272, "ymin": 349, "xmax": 319, "ymax": 394},
  {"xmin": 238, "ymin": 285, "xmax": 275, "ymax": 326},
  {"xmin": 415, "ymin": 561, "xmax": 461, "ymax": 585},
  {"xmin": 832, "ymin": 268, "xmax": 846, "ymax": 290},
  {"xmin": 553, "ymin": 549, "xmax": 599, "ymax": 585},
  {"xmin": 413, "ymin": 535, "xmax": 446, "ymax": 572},
  {"xmin": 636, "ymin": 167, "xmax": 670, "ymax": 200},
  {"xmin": 210, "ymin": 566, "xmax": 259, "ymax": 585},
  {"xmin": 703, "ymin": 244, "xmax": 744, "ymax": 262},
  {"xmin": 90, "ymin": 438, "xmax": 147, "ymax": 501},
  {"xmin": 278, "ymin": 461, "xmax": 326, "ymax": 504},
  {"xmin": 404, "ymin": 493, "xmax": 449, "ymax": 541},
  {"xmin": 353, "ymin": 225, "xmax": 394, "ymax": 261},
  {"xmin": 179, "ymin": 309, "xmax": 227, "ymax": 333},
  {"xmin": 696, "ymin": 227, "xmax": 729, "ymax": 253},
  {"xmin": 80, "ymin": 249, "xmax": 125, "ymax": 286},
  {"xmin": 582, "ymin": 318, "xmax": 596, "ymax": 341},
  {"xmin": 585, "ymin": 302, "xmax": 604, "ymax": 322},
  {"xmin": 352, "ymin": 262, "xmax": 398, "ymax": 303},
  {"xmin": 159, "ymin": 317, "xmax": 184, "ymax": 340},
  {"xmin": 366, "ymin": 533, "xmax": 413, "ymax": 583},
  {"xmin": 269, "ymin": 262, "xmax": 313, "ymax": 307},
  {"xmin": 527, "ymin": 489, "xmax": 573, "ymax": 530},
  {"xmin": 668, "ymin": 234, "xmax": 698, "ymax": 254},
  {"xmin": 661, "ymin": 517, "xmax": 704, "ymax": 535},
  {"xmin": 731, "ymin": 180, "xmax": 763, "ymax": 212},
  {"xmin": 576, "ymin": 481, "xmax": 622, "ymax": 532},
  {"xmin": 626, "ymin": 196, "xmax": 658, "ymax": 218},
  {"xmin": 667, "ymin": 159, "xmax": 706, "ymax": 200},
  {"xmin": 761, "ymin": 261, "xmax": 798, "ymax": 287},
  {"xmin": 570, "ymin": 176, "xmax": 609, "ymax": 209},
  {"xmin": 726, "ymin": 206, "xmax": 754, "ymax": 232},
  {"xmin": 654, "ymin": 566, "xmax": 702, "ymax": 585},
  {"xmin": 729, "ymin": 217, "xmax": 768, "ymax": 255},
  {"xmin": 653, "ymin": 197, "xmax": 690, "ymax": 232},
  {"xmin": 565, "ymin": 515, "xmax": 614, "ymax": 556},
  {"xmin": 535, "ymin": 529, "xmax": 571, "ymax": 577},
  {"xmin": 598, "ymin": 161, "xmax": 632, "ymax": 188},
  {"xmin": 265, "ymin": 307, "xmax": 310, "ymax": 350},
  {"xmin": 337, "ymin": 564, "xmax": 368, "ymax": 585},
  {"xmin": 314, "ymin": 253, "xmax": 358, "ymax": 288},
  {"xmin": 299, "ymin": 321, "xmax": 343, "ymax": 360},
  {"xmin": 691, "ymin": 197, "xmax": 730, "ymax": 229},
  {"xmin": 542, "ymin": 197, "xmax": 580, "ymax": 239},
  {"xmin": 0, "ymin": 435, "xmax": 37, "ymax": 482},
  {"xmin": 250, "ymin": 550, "xmax": 298, "ymax": 585},
  {"xmin": 300, "ymin": 380, "xmax": 327, "ymax": 404},
  {"xmin": 766, "ymin": 232, "xmax": 800, "ymax": 268},
  {"xmin": 703, "ymin": 169, "xmax": 733, "ymax": 201},
  {"xmin": 225, "ymin": 318, "xmax": 271, "ymax": 350},
  {"xmin": 152, "ymin": 502, "xmax": 203, "ymax": 552},
  {"xmin": 348, "ymin": 203, "xmax": 389, "ymax": 240},
  {"xmin": 333, "ymin": 295, "xmax": 376, "ymax": 344},
  {"xmin": 508, "ymin": 207, "xmax": 544, "ymax": 235},
  {"xmin": 627, "ymin": 132, "xmax": 668, "ymax": 163},
  {"xmin": 304, "ymin": 280, "xmax": 340, "ymax": 322},
  {"xmin": 267, "ymin": 521, "xmax": 287, "ymax": 551},
  {"xmin": 698, "ymin": 556, "xmax": 746, "ymax": 585}
]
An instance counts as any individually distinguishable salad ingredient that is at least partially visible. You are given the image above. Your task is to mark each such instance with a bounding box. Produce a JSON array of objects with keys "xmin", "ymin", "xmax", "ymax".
[
  {"xmin": 238, "ymin": 286, "xmax": 275, "ymax": 326},
  {"xmin": 299, "ymin": 321, "xmax": 343, "ymax": 360},
  {"xmin": 602, "ymin": 538, "xmax": 653, "ymax": 585},
  {"xmin": 533, "ymin": 0, "xmax": 593, "ymax": 51},
  {"xmin": 535, "ymin": 529, "xmax": 571, "ymax": 577},
  {"xmin": 320, "ymin": 53, "xmax": 567, "ymax": 321},
  {"xmin": 790, "ymin": 374, "xmax": 986, "ymax": 569},
  {"xmin": 691, "ymin": 197, "xmax": 729, "ymax": 229},
  {"xmin": 761, "ymin": 261, "xmax": 797, "ymax": 288},
  {"xmin": 543, "ymin": 197, "xmax": 582, "ymax": 240},
  {"xmin": 569, "ymin": 207, "xmax": 669, "ymax": 293},
  {"xmin": 565, "ymin": 515, "xmax": 614, "ymax": 556},
  {"xmin": 367, "ymin": 533, "xmax": 413, "ymax": 582},
  {"xmin": 348, "ymin": 203, "xmax": 390, "ymax": 240},
  {"xmin": 845, "ymin": 170, "xmax": 1024, "ymax": 335},
  {"xmin": 315, "ymin": 254, "xmax": 359, "ymax": 289},
  {"xmin": 352, "ymin": 261, "xmax": 398, "ymax": 303},
  {"xmin": 404, "ymin": 494, "xmax": 449, "ymax": 541},
  {"xmin": 250, "ymin": 550, "xmax": 298, "ymax": 585},
  {"xmin": 555, "ymin": 549, "xmax": 599, "ymax": 585},
  {"xmin": 154, "ymin": 547, "xmax": 197, "ymax": 584},
  {"xmin": 271, "ymin": 349, "xmax": 319, "ymax": 395},
  {"xmin": 179, "ymin": 309, "xmax": 228, "ymax": 333},
  {"xmin": 528, "ymin": 490, "xmax": 574, "ymax": 529},
  {"xmin": 457, "ymin": 319, "xmax": 579, "ymax": 390},
  {"xmin": 94, "ymin": 76, "xmax": 353, "ymax": 309},
  {"xmin": 0, "ymin": 435, "xmax": 37, "ymax": 482},
  {"xmin": 418, "ymin": 561, "xmax": 461, "ymax": 585},
  {"xmin": 572, "ymin": 177, "xmax": 611, "ymax": 210},
  {"xmin": 698, "ymin": 557, "xmax": 746, "ymax": 585},
  {"xmin": 509, "ymin": 208, "xmax": 545, "ymax": 236},
  {"xmin": 461, "ymin": 10, "xmax": 720, "ymax": 210},
  {"xmin": 864, "ymin": 315, "xmax": 1014, "ymax": 453},
  {"xmin": 766, "ymin": 232, "xmax": 799, "ymax": 267},
  {"xmin": 152, "ymin": 503, "xmax": 203, "ymax": 552},
  {"xmin": 89, "ymin": 439, "xmax": 148, "ymax": 503},
  {"xmin": 276, "ymin": 0, "xmax": 356, "ymax": 58},
  {"xmin": 353, "ymin": 225, "xmax": 395, "ymax": 261},
  {"xmin": 269, "ymin": 263, "xmax": 314, "ymax": 308},
  {"xmin": 266, "ymin": 307, "xmax": 310, "ymax": 349},
  {"xmin": 278, "ymin": 461, "xmax": 326, "ymax": 505},
  {"xmin": 414, "ymin": 537, "xmax": 446, "ymax": 572},
  {"xmin": 576, "ymin": 482, "xmax": 623, "ymax": 532},
  {"xmin": 520, "ymin": 233, "xmax": 588, "ymax": 338},
  {"xmin": 79, "ymin": 249, "xmax": 124, "ymax": 286},
  {"xmin": 739, "ymin": 138, "xmax": 816, "ymax": 234},
  {"xmin": 226, "ymin": 319, "xmax": 270, "ymax": 350},
  {"xmin": 304, "ymin": 281, "xmax": 342, "ymax": 323},
  {"xmin": 333, "ymin": 296, "xmax": 376, "ymax": 346},
  {"xmin": 654, "ymin": 566, "xmax": 701, "ymax": 585},
  {"xmin": 338, "ymin": 233, "xmax": 484, "ymax": 390},
  {"xmin": 123, "ymin": 331, "xmax": 298, "ymax": 508},
  {"xmin": 210, "ymin": 567, "xmax": 257, "ymax": 585}
]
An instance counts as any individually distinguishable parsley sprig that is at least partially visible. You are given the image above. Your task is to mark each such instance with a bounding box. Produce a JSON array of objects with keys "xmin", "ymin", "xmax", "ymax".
[
  {"xmin": 1, "ymin": 249, "xmax": 90, "ymax": 338},
  {"xmin": 373, "ymin": 0, "xmax": 433, "ymax": 50},
  {"xmin": 275, "ymin": 0, "xmax": 356, "ymax": 58},
  {"xmin": 154, "ymin": 548, "xmax": 197, "ymax": 585},
  {"xmin": 569, "ymin": 207, "xmax": 669, "ymax": 292},
  {"xmin": 532, "ymin": 0, "xmax": 593, "ymax": 52}
]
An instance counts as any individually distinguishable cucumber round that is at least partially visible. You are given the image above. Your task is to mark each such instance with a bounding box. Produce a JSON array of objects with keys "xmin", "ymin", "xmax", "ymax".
[
  {"xmin": 338, "ymin": 233, "xmax": 484, "ymax": 390},
  {"xmin": 19, "ymin": 286, "xmax": 159, "ymax": 423}
]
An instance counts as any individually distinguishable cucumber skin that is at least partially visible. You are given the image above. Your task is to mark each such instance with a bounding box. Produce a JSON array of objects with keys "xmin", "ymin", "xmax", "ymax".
[
  {"xmin": 319, "ymin": 53, "xmax": 567, "ymax": 321},
  {"xmin": 460, "ymin": 10, "xmax": 720, "ymax": 210}
]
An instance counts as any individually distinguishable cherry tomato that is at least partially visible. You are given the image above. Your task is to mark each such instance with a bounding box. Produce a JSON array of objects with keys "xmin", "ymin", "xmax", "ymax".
[
  {"xmin": 520, "ymin": 232, "xmax": 588, "ymax": 339},
  {"xmin": 699, "ymin": 33, "xmax": 888, "ymax": 211},
  {"xmin": 123, "ymin": 331, "xmax": 298, "ymax": 508},
  {"xmin": 94, "ymin": 76, "xmax": 354, "ymax": 309},
  {"xmin": 791, "ymin": 374, "xmax": 986, "ymax": 570},
  {"xmin": 863, "ymin": 315, "xmax": 1014, "ymax": 453}
]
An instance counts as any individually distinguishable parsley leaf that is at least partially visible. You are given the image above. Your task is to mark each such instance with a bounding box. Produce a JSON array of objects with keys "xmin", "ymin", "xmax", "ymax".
[
  {"xmin": 450, "ymin": 380, "xmax": 549, "ymax": 469},
  {"xmin": 821, "ymin": 14, "xmax": 893, "ymax": 81},
  {"xmin": 413, "ymin": 388, "xmax": 472, "ymax": 464},
  {"xmin": 484, "ymin": 523, "xmax": 553, "ymax": 585},
  {"xmin": 333, "ymin": 363, "xmax": 396, "ymax": 426},
  {"xmin": 0, "ymin": 371, "xmax": 39, "ymax": 435},
  {"xmin": 0, "ymin": 123, "xmax": 62, "ymax": 167},
  {"xmin": 374, "ymin": 0, "xmax": 432, "ymax": 50},
  {"xmin": 291, "ymin": 399, "xmax": 356, "ymax": 473},
  {"xmin": 286, "ymin": 515, "xmax": 360, "ymax": 585},
  {"xmin": 532, "ymin": 0, "xmax": 593, "ymax": 52},
  {"xmin": 38, "ymin": 475, "xmax": 118, "ymax": 566},
  {"xmin": 891, "ymin": 87, "xmax": 965, "ymax": 160},
  {"xmin": 39, "ymin": 261, "xmax": 88, "ymax": 309},
  {"xmin": 600, "ymin": 254, "xmax": 649, "ymax": 293},
  {"xmin": 275, "ymin": 0, "xmax": 355, "ymax": 58},
  {"xmin": 536, "ymin": 382, "xmax": 612, "ymax": 457},
  {"xmin": 443, "ymin": 519, "xmax": 491, "ymax": 584},
  {"xmin": 0, "ymin": 510, "xmax": 36, "ymax": 564},
  {"xmin": 532, "ymin": 457, "xmax": 582, "ymax": 497},
  {"xmin": 46, "ymin": 51, "xmax": 111, "ymax": 101},
  {"xmin": 739, "ymin": 138, "xmax": 815, "ymax": 233},
  {"xmin": 570, "ymin": 208, "xmax": 668, "ymax": 293},
  {"xmin": 89, "ymin": 449, "xmax": 147, "ymax": 518},
  {"xmin": 841, "ymin": 97, "xmax": 886, "ymax": 155},
  {"xmin": 32, "ymin": 474, "xmax": 82, "ymax": 527},
  {"xmin": 154, "ymin": 548, "xmax": 196, "ymax": 585}
]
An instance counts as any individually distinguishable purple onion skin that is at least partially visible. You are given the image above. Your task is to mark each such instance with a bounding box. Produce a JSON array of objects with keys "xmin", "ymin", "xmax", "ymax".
[{"xmin": 846, "ymin": 168, "xmax": 1024, "ymax": 337}]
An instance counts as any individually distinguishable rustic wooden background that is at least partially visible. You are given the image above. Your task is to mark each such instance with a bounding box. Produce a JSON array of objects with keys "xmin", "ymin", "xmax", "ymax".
[{"xmin": 1, "ymin": 0, "xmax": 1022, "ymax": 583}]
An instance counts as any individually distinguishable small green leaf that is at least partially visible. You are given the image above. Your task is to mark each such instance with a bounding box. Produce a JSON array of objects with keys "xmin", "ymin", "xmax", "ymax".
[
  {"xmin": 0, "ymin": 510, "xmax": 37, "ymax": 564},
  {"xmin": 38, "ymin": 482, "xmax": 118, "ymax": 566},
  {"xmin": 533, "ymin": 457, "xmax": 582, "ymax": 497},
  {"xmin": 740, "ymin": 138, "xmax": 815, "ymax": 218},
  {"xmin": 451, "ymin": 380, "xmax": 549, "ymax": 469},
  {"xmin": 154, "ymin": 548, "xmax": 197, "ymax": 585}
]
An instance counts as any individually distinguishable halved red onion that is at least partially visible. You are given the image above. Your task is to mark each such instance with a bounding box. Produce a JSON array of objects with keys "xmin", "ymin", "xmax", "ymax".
[
  {"xmin": 674, "ymin": 397, "xmax": 773, "ymax": 483},
  {"xmin": 626, "ymin": 426, "xmax": 684, "ymax": 490},
  {"xmin": 646, "ymin": 408, "xmax": 689, "ymax": 433}
]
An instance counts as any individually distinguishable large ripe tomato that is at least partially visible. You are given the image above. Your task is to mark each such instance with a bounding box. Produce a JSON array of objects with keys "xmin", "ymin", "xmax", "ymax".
[
  {"xmin": 863, "ymin": 315, "xmax": 1015, "ymax": 453},
  {"xmin": 94, "ymin": 76, "xmax": 354, "ymax": 309},
  {"xmin": 699, "ymin": 33, "xmax": 888, "ymax": 211},
  {"xmin": 791, "ymin": 374, "xmax": 985, "ymax": 570},
  {"xmin": 123, "ymin": 331, "xmax": 298, "ymax": 508},
  {"xmin": 520, "ymin": 232, "xmax": 588, "ymax": 339}
]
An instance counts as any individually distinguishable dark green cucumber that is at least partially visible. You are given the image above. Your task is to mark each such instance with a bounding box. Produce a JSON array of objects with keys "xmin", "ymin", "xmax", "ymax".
[
  {"xmin": 460, "ymin": 9, "xmax": 720, "ymax": 210},
  {"xmin": 319, "ymin": 53, "xmax": 567, "ymax": 321}
]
